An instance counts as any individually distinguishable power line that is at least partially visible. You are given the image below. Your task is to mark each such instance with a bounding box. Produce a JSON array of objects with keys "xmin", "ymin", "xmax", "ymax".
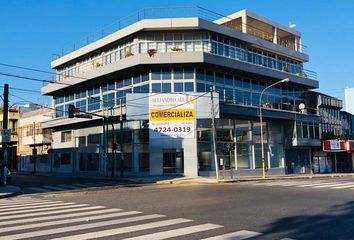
[
  {"xmin": 0, "ymin": 86, "xmax": 41, "ymax": 93},
  {"xmin": 0, "ymin": 62, "xmax": 88, "ymax": 80},
  {"xmin": 0, "ymin": 72, "xmax": 72, "ymax": 86}
]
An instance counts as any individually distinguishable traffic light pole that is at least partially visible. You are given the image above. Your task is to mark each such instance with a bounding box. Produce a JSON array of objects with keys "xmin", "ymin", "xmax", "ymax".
[{"xmin": 1, "ymin": 84, "xmax": 9, "ymax": 186}]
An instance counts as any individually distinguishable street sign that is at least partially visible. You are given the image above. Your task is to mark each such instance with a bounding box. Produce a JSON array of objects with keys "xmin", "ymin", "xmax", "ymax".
[{"xmin": 1, "ymin": 129, "xmax": 11, "ymax": 143}]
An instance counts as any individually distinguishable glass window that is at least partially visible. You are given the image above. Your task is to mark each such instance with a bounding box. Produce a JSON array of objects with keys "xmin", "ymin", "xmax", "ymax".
[
  {"xmin": 225, "ymin": 74, "xmax": 233, "ymax": 86},
  {"xmin": 174, "ymin": 82, "xmax": 183, "ymax": 92},
  {"xmin": 117, "ymin": 80, "xmax": 123, "ymax": 89},
  {"xmin": 124, "ymin": 77, "xmax": 132, "ymax": 87},
  {"xmin": 103, "ymin": 93, "xmax": 115, "ymax": 108},
  {"xmin": 55, "ymin": 105, "xmax": 64, "ymax": 118},
  {"xmin": 184, "ymin": 68, "xmax": 194, "ymax": 79},
  {"xmin": 184, "ymin": 82, "xmax": 194, "ymax": 92},
  {"xmin": 206, "ymin": 71, "xmax": 214, "ymax": 83},
  {"xmin": 162, "ymin": 83, "xmax": 171, "ymax": 93},
  {"xmin": 243, "ymin": 79, "xmax": 251, "ymax": 89},
  {"xmin": 141, "ymin": 71, "xmax": 149, "ymax": 82},
  {"xmin": 133, "ymin": 74, "xmax": 141, "ymax": 84},
  {"xmin": 196, "ymin": 69, "xmax": 205, "ymax": 81},
  {"xmin": 161, "ymin": 68, "xmax": 171, "ymax": 80},
  {"xmin": 61, "ymin": 131, "xmax": 72, "ymax": 142},
  {"xmin": 141, "ymin": 84, "xmax": 149, "ymax": 93},
  {"xmin": 197, "ymin": 82, "xmax": 205, "ymax": 92},
  {"xmin": 234, "ymin": 77, "xmax": 242, "ymax": 88},
  {"xmin": 303, "ymin": 123, "xmax": 309, "ymax": 138},
  {"xmin": 215, "ymin": 73, "xmax": 224, "ymax": 85},
  {"xmin": 151, "ymin": 69, "xmax": 161, "ymax": 80},
  {"xmin": 152, "ymin": 83, "xmax": 161, "ymax": 93},
  {"xmin": 174, "ymin": 68, "xmax": 183, "ymax": 79},
  {"xmin": 88, "ymin": 97, "xmax": 100, "ymax": 111}
]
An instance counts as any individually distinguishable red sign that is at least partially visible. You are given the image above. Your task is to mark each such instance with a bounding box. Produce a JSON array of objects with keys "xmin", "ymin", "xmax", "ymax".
[
  {"xmin": 347, "ymin": 140, "xmax": 354, "ymax": 153},
  {"xmin": 322, "ymin": 140, "xmax": 346, "ymax": 152}
]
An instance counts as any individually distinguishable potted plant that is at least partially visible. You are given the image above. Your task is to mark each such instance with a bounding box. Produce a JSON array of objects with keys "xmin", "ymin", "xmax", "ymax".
[
  {"xmin": 282, "ymin": 66, "xmax": 289, "ymax": 72},
  {"xmin": 95, "ymin": 62, "xmax": 102, "ymax": 68},
  {"xmin": 171, "ymin": 46, "xmax": 183, "ymax": 52},
  {"xmin": 124, "ymin": 50, "xmax": 134, "ymax": 58}
]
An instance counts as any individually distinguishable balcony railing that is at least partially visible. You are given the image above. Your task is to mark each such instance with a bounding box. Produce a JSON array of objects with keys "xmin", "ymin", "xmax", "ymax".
[
  {"xmin": 54, "ymin": 38, "xmax": 316, "ymax": 84},
  {"xmin": 53, "ymin": 6, "xmax": 307, "ymax": 58}
]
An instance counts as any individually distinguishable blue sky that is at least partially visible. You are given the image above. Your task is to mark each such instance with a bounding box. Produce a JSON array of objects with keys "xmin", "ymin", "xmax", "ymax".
[{"xmin": 1, "ymin": 0, "xmax": 353, "ymax": 106}]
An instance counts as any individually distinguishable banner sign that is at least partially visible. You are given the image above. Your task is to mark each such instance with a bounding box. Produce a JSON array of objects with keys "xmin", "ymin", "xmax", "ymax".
[
  {"xmin": 323, "ymin": 139, "xmax": 346, "ymax": 152},
  {"xmin": 149, "ymin": 93, "xmax": 195, "ymax": 139},
  {"xmin": 126, "ymin": 92, "xmax": 219, "ymax": 120}
]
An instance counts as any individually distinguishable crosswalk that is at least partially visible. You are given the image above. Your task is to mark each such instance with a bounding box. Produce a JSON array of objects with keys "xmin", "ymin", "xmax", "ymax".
[
  {"xmin": 23, "ymin": 181, "xmax": 124, "ymax": 194},
  {"xmin": 0, "ymin": 197, "xmax": 295, "ymax": 240},
  {"xmin": 247, "ymin": 179, "xmax": 354, "ymax": 191}
]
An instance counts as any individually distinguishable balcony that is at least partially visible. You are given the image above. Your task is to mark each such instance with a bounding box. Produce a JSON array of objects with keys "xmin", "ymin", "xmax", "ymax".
[
  {"xmin": 53, "ymin": 6, "xmax": 307, "ymax": 58},
  {"xmin": 21, "ymin": 134, "xmax": 52, "ymax": 146},
  {"xmin": 53, "ymin": 36, "xmax": 316, "ymax": 85}
]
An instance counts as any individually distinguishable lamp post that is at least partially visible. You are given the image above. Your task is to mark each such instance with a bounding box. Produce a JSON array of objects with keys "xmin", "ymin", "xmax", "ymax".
[{"xmin": 259, "ymin": 78, "xmax": 289, "ymax": 179}]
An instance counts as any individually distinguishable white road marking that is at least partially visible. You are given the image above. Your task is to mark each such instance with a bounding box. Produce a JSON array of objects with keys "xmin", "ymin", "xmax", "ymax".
[
  {"xmin": 0, "ymin": 203, "xmax": 85, "ymax": 215},
  {"xmin": 0, "ymin": 208, "xmax": 122, "ymax": 226},
  {"xmin": 0, "ymin": 205, "xmax": 104, "ymax": 221},
  {"xmin": 331, "ymin": 184, "xmax": 354, "ymax": 189},
  {"xmin": 200, "ymin": 230, "xmax": 262, "ymax": 240},
  {"xmin": 49, "ymin": 218, "xmax": 191, "ymax": 240},
  {"xmin": 295, "ymin": 182, "xmax": 338, "ymax": 187},
  {"xmin": 0, "ymin": 202, "xmax": 75, "ymax": 212},
  {"xmin": 0, "ymin": 199, "xmax": 54, "ymax": 206},
  {"xmin": 0, "ymin": 211, "xmax": 141, "ymax": 233},
  {"xmin": 0, "ymin": 200, "xmax": 63, "ymax": 209},
  {"xmin": 312, "ymin": 182, "xmax": 354, "ymax": 188},
  {"xmin": 0, "ymin": 214, "xmax": 165, "ymax": 240},
  {"xmin": 121, "ymin": 223, "xmax": 223, "ymax": 240}
]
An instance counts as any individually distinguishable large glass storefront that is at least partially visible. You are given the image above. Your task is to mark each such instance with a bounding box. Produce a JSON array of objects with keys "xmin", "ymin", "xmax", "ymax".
[{"xmin": 197, "ymin": 118, "xmax": 283, "ymax": 172}]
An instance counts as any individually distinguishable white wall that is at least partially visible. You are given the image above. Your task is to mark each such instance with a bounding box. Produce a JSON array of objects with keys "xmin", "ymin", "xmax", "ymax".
[{"xmin": 345, "ymin": 88, "xmax": 354, "ymax": 115}]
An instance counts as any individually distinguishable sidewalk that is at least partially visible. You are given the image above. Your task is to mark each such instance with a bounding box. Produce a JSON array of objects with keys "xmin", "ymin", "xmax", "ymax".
[
  {"xmin": 156, "ymin": 173, "xmax": 354, "ymax": 185},
  {"xmin": 0, "ymin": 185, "xmax": 21, "ymax": 199}
]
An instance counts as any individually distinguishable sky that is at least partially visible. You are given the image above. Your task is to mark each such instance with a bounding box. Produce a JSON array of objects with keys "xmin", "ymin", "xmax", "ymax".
[{"xmin": 1, "ymin": 0, "xmax": 353, "ymax": 107}]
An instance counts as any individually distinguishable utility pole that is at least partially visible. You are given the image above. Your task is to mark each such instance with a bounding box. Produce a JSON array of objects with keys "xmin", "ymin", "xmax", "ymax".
[
  {"xmin": 119, "ymin": 99, "xmax": 124, "ymax": 177},
  {"xmin": 210, "ymin": 88, "xmax": 219, "ymax": 179},
  {"xmin": 1, "ymin": 84, "xmax": 9, "ymax": 186},
  {"xmin": 32, "ymin": 122, "xmax": 37, "ymax": 173},
  {"xmin": 111, "ymin": 117, "xmax": 115, "ymax": 178}
]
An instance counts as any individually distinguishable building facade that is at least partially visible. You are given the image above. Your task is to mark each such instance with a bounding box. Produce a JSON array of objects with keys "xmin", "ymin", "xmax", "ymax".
[
  {"xmin": 308, "ymin": 92, "xmax": 354, "ymax": 173},
  {"xmin": 41, "ymin": 7, "xmax": 320, "ymax": 177},
  {"xmin": 17, "ymin": 107, "xmax": 53, "ymax": 172},
  {"xmin": 0, "ymin": 106, "xmax": 19, "ymax": 171}
]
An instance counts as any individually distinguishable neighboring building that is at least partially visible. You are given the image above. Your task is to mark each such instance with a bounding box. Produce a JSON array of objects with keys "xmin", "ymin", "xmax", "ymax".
[
  {"xmin": 308, "ymin": 92, "xmax": 354, "ymax": 173},
  {"xmin": 17, "ymin": 107, "xmax": 53, "ymax": 172},
  {"xmin": 41, "ymin": 7, "xmax": 321, "ymax": 177},
  {"xmin": 345, "ymin": 87, "xmax": 354, "ymax": 115},
  {"xmin": 0, "ymin": 106, "xmax": 19, "ymax": 171}
]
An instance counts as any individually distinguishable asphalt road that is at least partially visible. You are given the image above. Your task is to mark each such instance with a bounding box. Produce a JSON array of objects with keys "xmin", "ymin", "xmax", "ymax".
[{"xmin": 4, "ymin": 176, "xmax": 354, "ymax": 239}]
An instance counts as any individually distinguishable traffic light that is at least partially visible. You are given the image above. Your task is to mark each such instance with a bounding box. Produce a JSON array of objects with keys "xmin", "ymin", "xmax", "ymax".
[{"xmin": 68, "ymin": 104, "xmax": 79, "ymax": 118}]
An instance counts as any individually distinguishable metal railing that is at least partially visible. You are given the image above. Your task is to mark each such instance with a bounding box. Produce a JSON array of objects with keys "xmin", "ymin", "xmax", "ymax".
[{"xmin": 53, "ymin": 6, "xmax": 307, "ymax": 58}]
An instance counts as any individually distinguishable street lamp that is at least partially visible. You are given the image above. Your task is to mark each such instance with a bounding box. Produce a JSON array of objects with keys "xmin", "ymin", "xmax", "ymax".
[{"xmin": 259, "ymin": 78, "xmax": 289, "ymax": 179}]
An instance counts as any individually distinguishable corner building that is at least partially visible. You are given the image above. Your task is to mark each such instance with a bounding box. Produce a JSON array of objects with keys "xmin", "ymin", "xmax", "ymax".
[{"xmin": 42, "ymin": 8, "xmax": 320, "ymax": 177}]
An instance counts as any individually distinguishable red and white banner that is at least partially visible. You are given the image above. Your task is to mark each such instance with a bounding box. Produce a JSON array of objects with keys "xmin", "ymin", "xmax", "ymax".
[
  {"xmin": 346, "ymin": 140, "xmax": 354, "ymax": 153},
  {"xmin": 322, "ymin": 140, "xmax": 346, "ymax": 152}
]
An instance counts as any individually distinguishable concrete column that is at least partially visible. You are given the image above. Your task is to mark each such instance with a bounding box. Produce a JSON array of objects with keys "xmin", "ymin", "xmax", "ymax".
[
  {"xmin": 272, "ymin": 27, "xmax": 278, "ymax": 44},
  {"xmin": 149, "ymin": 138, "xmax": 163, "ymax": 175},
  {"xmin": 132, "ymin": 130, "xmax": 139, "ymax": 174},
  {"xmin": 241, "ymin": 11, "xmax": 247, "ymax": 34},
  {"xmin": 182, "ymin": 138, "xmax": 198, "ymax": 177}
]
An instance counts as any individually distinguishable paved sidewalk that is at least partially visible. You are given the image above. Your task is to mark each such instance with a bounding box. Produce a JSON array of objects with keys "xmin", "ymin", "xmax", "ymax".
[
  {"xmin": 156, "ymin": 173, "xmax": 354, "ymax": 185},
  {"xmin": 0, "ymin": 185, "xmax": 21, "ymax": 198}
]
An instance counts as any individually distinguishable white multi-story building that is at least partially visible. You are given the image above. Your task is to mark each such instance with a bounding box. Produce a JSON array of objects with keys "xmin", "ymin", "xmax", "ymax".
[
  {"xmin": 345, "ymin": 87, "xmax": 354, "ymax": 115},
  {"xmin": 41, "ymin": 7, "xmax": 321, "ymax": 177}
]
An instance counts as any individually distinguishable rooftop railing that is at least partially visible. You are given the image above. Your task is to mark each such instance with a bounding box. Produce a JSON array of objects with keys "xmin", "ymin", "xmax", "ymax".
[{"xmin": 53, "ymin": 6, "xmax": 307, "ymax": 58}]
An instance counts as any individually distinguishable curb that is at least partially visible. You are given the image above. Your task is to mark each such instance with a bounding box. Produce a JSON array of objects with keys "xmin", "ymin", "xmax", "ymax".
[{"xmin": 156, "ymin": 174, "xmax": 354, "ymax": 185}]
